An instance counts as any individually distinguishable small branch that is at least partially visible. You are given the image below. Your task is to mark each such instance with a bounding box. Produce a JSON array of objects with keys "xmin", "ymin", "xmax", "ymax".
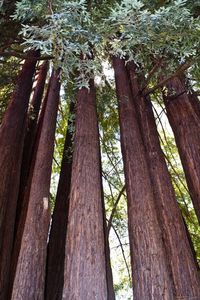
[
  {"xmin": 152, "ymin": 104, "xmax": 195, "ymax": 224},
  {"xmin": 107, "ymin": 185, "xmax": 126, "ymax": 235},
  {"xmin": 106, "ymin": 179, "xmax": 116, "ymax": 208},
  {"xmin": 53, "ymin": 156, "xmax": 60, "ymax": 167},
  {"xmin": 142, "ymin": 58, "xmax": 164, "ymax": 91},
  {"xmin": 100, "ymin": 135, "xmax": 123, "ymax": 186},
  {"xmin": 48, "ymin": 0, "xmax": 54, "ymax": 14},
  {"xmin": 152, "ymin": 103, "xmax": 189, "ymax": 193},
  {"xmin": 102, "ymin": 171, "xmax": 125, "ymax": 196},
  {"xmin": 109, "ymin": 222, "xmax": 132, "ymax": 285}
]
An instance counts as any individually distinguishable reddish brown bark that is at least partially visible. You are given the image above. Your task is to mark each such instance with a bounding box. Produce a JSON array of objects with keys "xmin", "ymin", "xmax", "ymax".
[
  {"xmin": 127, "ymin": 63, "xmax": 200, "ymax": 299},
  {"xmin": 100, "ymin": 164, "xmax": 116, "ymax": 300},
  {"xmin": 163, "ymin": 77, "xmax": 200, "ymax": 225},
  {"xmin": 113, "ymin": 56, "xmax": 174, "ymax": 300},
  {"xmin": 97, "ymin": 108, "xmax": 115, "ymax": 299},
  {"xmin": 45, "ymin": 100, "xmax": 75, "ymax": 300},
  {"xmin": 15, "ymin": 61, "xmax": 48, "ymax": 234},
  {"xmin": 8, "ymin": 74, "xmax": 51, "ymax": 298},
  {"xmin": 0, "ymin": 50, "xmax": 39, "ymax": 299},
  {"xmin": 104, "ymin": 232, "xmax": 116, "ymax": 300},
  {"xmin": 62, "ymin": 80, "xmax": 108, "ymax": 299},
  {"xmin": 11, "ymin": 69, "xmax": 60, "ymax": 300}
]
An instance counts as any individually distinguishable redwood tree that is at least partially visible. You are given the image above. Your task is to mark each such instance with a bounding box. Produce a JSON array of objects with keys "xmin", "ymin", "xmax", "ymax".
[
  {"xmin": 62, "ymin": 80, "xmax": 108, "ymax": 299},
  {"xmin": 15, "ymin": 60, "xmax": 48, "ymax": 233},
  {"xmin": 11, "ymin": 68, "xmax": 60, "ymax": 300},
  {"xmin": 45, "ymin": 100, "xmax": 75, "ymax": 300},
  {"xmin": 127, "ymin": 62, "xmax": 200, "ymax": 298},
  {"xmin": 0, "ymin": 50, "xmax": 39, "ymax": 299},
  {"xmin": 113, "ymin": 56, "xmax": 174, "ymax": 300},
  {"xmin": 163, "ymin": 76, "xmax": 200, "ymax": 225}
]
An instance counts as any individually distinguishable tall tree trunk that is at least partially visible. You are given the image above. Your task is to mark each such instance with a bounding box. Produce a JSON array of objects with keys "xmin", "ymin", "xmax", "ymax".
[
  {"xmin": 113, "ymin": 56, "xmax": 174, "ymax": 300},
  {"xmin": 15, "ymin": 60, "xmax": 48, "ymax": 234},
  {"xmin": 100, "ymin": 154, "xmax": 115, "ymax": 300},
  {"xmin": 127, "ymin": 62, "xmax": 200, "ymax": 298},
  {"xmin": 0, "ymin": 50, "xmax": 39, "ymax": 299},
  {"xmin": 11, "ymin": 69, "xmax": 60, "ymax": 300},
  {"xmin": 163, "ymin": 76, "xmax": 200, "ymax": 225},
  {"xmin": 45, "ymin": 100, "xmax": 75, "ymax": 300},
  {"xmin": 62, "ymin": 80, "xmax": 108, "ymax": 300},
  {"xmin": 104, "ymin": 230, "xmax": 116, "ymax": 300},
  {"xmin": 9, "ymin": 75, "xmax": 51, "ymax": 299}
]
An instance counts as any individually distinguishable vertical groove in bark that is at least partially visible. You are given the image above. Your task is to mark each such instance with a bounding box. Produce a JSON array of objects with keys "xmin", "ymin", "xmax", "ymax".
[
  {"xmin": 15, "ymin": 60, "xmax": 48, "ymax": 235},
  {"xmin": 113, "ymin": 56, "xmax": 174, "ymax": 300},
  {"xmin": 62, "ymin": 80, "xmax": 108, "ymax": 300},
  {"xmin": 163, "ymin": 77, "xmax": 200, "ymax": 225},
  {"xmin": 0, "ymin": 50, "xmax": 39, "ymax": 299},
  {"xmin": 11, "ymin": 69, "xmax": 60, "ymax": 300},
  {"xmin": 127, "ymin": 63, "xmax": 200, "ymax": 298},
  {"xmin": 45, "ymin": 100, "xmax": 75, "ymax": 300}
]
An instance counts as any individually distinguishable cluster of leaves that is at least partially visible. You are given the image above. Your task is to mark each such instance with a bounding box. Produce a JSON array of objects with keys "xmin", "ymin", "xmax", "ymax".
[
  {"xmin": 13, "ymin": 0, "xmax": 47, "ymax": 22},
  {"xmin": 104, "ymin": 0, "xmax": 200, "ymax": 80},
  {"xmin": 12, "ymin": 0, "xmax": 200, "ymax": 91},
  {"xmin": 14, "ymin": 0, "xmax": 103, "ymax": 88}
]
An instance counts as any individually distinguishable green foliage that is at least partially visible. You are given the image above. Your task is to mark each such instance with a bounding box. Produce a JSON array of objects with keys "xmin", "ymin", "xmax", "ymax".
[
  {"xmin": 13, "ymin": 0, "xmax": 200, "ymax": 88},
  {"xmin": 14, "ymin": 0, "xmax": 103, "ymax": 88},
  {"xmin": 13, "ymin": 0, "xmax": 47, "ymax": 21},
  {"xmin": 0, "ymin": 2, "xmax": 21, "ymax": 51},
  {"xmin": 105, "ymin": 0, "xmax": 200, "ymax": 73}
]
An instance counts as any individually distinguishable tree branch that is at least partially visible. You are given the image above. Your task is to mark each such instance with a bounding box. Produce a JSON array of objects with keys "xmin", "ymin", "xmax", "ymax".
[
  {"xmin": 142, "ymin": 58, "xmax": 164, "ymax": 91},
  {"xmin": 144, "ymin": 59, "xmax": 196, "ymax": 96},
  {"xmin": 107, "ymin": 185, "xmax": 126, "ymax": 235}
]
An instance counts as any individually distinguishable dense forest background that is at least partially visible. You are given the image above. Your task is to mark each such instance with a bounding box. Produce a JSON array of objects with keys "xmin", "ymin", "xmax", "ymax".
[{"xmin": 0, "ymin": 0, "xmax": 200, "ymax": 299}]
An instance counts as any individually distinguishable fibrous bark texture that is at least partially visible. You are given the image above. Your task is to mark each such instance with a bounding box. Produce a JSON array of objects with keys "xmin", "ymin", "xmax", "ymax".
[
  {"xmin": 104, "ymin": 233, "xmax": 116, "ymax": 300},
  {"xmin": 11, "ymin": 69, "xmax": 60, "ymax": 300},
  {"xmin": 101, "ymin": 160, "xmax": 115, "ymax": 300},
  {"xmin": 127, "ymin": 63, "xmax": 200, "ymax": 299},
  {"xmin": 0, "ymin": 50, "xmax": 38, "ymax": 299},
  {"xmin": 15, "ymin": 60, "xmax": 48, "ymax": 234},
  {"xmin": 62, "ymin": 80, "xmax": 108, "ymax": 300},
  {"xmin": 163, "ymin": 77, "xmax": 200, "ymax": 225},
  {"xmin": 45, "ymin": 100, "xmax": 75, "ymax": 300},
  {"xmin": 113, "ymin": 56, "xmax": 174, "ymax": 300}
]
